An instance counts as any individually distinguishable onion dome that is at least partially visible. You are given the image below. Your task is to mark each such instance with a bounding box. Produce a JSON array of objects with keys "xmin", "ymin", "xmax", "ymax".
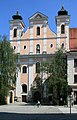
[
  {"xmin": 12, "ymin": 11, "xmax": 23, "ymax": 20},
  {"xmin": 58, "ymin": 6, "xmax": 68, "ymax": 16}
]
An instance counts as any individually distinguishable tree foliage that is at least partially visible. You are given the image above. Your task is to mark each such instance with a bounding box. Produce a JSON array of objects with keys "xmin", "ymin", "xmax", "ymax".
[
  {"xmin": 32, "ymin": 74, "xmax": 42, "ymax": 94},
  {"xmin": 0, "ymin": 36, "xmax": 18, "ymax": 104},
  {"xmin": 41, "ymin": 49, "xmax": 68, "ymax": 105}
]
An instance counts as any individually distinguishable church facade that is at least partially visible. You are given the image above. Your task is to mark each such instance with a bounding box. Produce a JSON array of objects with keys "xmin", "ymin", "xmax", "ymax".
[{"xmin": 9, "ymin": 6, "xmax": 77, "ymax": 104}]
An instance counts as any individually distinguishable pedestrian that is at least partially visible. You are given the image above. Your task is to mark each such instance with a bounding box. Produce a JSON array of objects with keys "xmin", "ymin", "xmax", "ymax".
[{"xmin": 37, "ymin": 100, "xmax": 40, "ymax": 107}]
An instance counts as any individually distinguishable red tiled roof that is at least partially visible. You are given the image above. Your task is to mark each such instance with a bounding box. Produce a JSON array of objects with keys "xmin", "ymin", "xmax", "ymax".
[{"xmin": 69, "ymin": 28, "xmax": 77, "ymax": 50}]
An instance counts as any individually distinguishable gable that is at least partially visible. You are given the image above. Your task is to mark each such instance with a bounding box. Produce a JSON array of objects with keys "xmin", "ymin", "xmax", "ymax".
[{"xmin": 29, "ymin": 12, "xmax": 48, "ymax": 21}]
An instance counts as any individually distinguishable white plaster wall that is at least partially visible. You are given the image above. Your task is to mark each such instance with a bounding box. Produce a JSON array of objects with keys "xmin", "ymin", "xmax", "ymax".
[
  {"xmin": 43, "ymin": 25, "xmax": 47, "ymax": 51},
  {"xmin": 28, "ymin": 58, "xmax": 33, "ymax": 91},
  {"xmin": 57, "ymin": 25, "xmax": 60, "ymax": 48},
  {"xmin": 16, "ymin": 69, "xmax": 21, "ymax": 97},
  {"xmin": 67, "ymin": 57, "xmax": 74, "ymax": 85},
  {"xmin": 66, "ymin": 25, "xmax": 69, "ymax": 50},
  {"xmin": 10, "ymin": 29, "xmax": 13, "ymax": 40},
  {"xmin": 17, "ymin": 29, "xmax": 23, "ymax": 53},
  {"xmin": 30, "ymin": 26, "xmax": 33, "ymax": 54}
]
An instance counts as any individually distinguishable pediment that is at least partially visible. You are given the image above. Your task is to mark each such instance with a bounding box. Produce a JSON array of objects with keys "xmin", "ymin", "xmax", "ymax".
[
  {"xmin": 29, "ymin": 12, "xmax": 48, "ymax": 21},
  {"xmin": 35, "ymin": 14, "xmax": 42, "ymax": 19}
]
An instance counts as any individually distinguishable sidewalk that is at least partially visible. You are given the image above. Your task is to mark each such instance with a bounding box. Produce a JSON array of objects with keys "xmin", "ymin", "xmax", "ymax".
[
  {"xmin": 57, "ymin": 105, "xmax": 77, "ymax": 114},
  {"xmin": 8, "ymin": 102, "xmax": 28, "ymax": 106},
  {"xmin": 2, "ymin": 102, "xmax": 77, "ymax": 114}
]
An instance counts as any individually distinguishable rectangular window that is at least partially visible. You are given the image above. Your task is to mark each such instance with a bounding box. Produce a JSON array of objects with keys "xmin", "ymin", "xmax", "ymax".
[
  {"xmin": 74, "ymin": 75, "xmax": 77, "ymax": 83},
  {"xmin": 74, "ymin": 59, "xmax": 77, "ymax": 67}
]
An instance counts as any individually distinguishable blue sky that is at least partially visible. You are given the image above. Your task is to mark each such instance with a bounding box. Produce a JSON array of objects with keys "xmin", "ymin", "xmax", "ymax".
[{"xmin": 0, "ymin": 0, "xmax": 77, "ymax": 38}]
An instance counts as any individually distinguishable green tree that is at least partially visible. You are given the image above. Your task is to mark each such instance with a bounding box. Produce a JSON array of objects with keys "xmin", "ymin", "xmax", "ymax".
[
  {"xmin": 41, "ymin": 49, "xmax": 68, "ymax": 105},
  {"xmin": 0, "ymin": 36, "xmax": 18, "ymax": 104},
  {"xmin": 31, "ymin": 74, "xmax": 42, "ymax": 102}
]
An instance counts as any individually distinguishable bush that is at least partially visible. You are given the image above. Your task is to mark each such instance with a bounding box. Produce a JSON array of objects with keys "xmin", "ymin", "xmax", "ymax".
[{"xmin": 0, "ymin": 94, "xmax": 6, "ymax": 105}]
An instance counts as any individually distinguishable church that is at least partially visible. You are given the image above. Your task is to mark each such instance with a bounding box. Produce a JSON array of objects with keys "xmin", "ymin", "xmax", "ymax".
[{"xmin": 9, "ymin": 6, "xmax": 77, "ymax": 104}]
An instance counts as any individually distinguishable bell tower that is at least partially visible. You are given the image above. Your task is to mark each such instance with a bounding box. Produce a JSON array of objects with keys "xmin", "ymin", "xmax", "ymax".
[
  {"xmin": 9, "ymin": 11, "xmax": 25, "ymax": 53},
  {"xmin": 9, "ymin": 11, "xmax": 25, "ymax": 40},
  {"xmin": 9, "ymin": 11, "xmax": 25, "ymax": 101},
  {"xmin": 55, "ymin": 6, "xmax": 70, "ymax": 50}
]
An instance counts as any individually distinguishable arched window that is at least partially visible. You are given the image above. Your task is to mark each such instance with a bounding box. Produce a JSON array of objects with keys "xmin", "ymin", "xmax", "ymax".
[
  {"xmin": 14, "ymin": 28, "xmax": 17, "ymax": 37},
  {"xmin": 37, "ymin": 27, "xmax": 40, "ymax": 35},
  {"xmin": 22, "ymin": 84, "xmax": 27, "ymax": 93},
  {"xmin": 36, "ymin": 44, "xmax": 40, "ymax": 53},
  {"xmin": 22, "ymin": 66, "xmax": 27, "ymax": 73},
  {"xmin": 36, "ymin": 62, "xmax": 40, "ymax": 73},
  {"xmin": 61, "ymin": 25, "xmax": 65, "ymax": 34},
  {"xmin": 61, "ymin": 43, "xmax": 64, "ymax": 48}
]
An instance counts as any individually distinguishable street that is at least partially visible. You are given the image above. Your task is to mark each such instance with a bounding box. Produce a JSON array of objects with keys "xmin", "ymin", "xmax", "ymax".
[{"xmin": 0, "ymin": 102, "xmax": 77, "ymax": 120}]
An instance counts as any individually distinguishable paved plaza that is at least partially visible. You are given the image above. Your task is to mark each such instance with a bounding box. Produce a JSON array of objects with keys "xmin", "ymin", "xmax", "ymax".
[{"xmin": 0, "ymin": 102, "xmax": 77, "ymax": 120}]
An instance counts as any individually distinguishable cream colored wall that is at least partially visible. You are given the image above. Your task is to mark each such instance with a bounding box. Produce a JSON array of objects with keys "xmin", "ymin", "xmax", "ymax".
[
  {"xmin": 33, "ymin": 40, "xmax": 43, "ymax": 54},
  {"xmin": 21, "ymin": 28, "xmax": 30, "ymax": 39},
  {"xmin": 20, "ymin": 73, "xmax": 28, "ymax": 85},
  {"xmin": 20, "ymin": 65, "xmax": 28, "ymax": 85},
  {"xmin": 20, "ymin": 28, "xmax": 30, "ymax": 54},
  {"xmin": 33, "ymin": 25, "xmax": 43, "ymax": 38},
  {"xmin": 47, "ymin": 26, "xmax": 56, "ymax": 37},
  {"xmin": 60, "ymin": 38, "xmax": 66, "ymax": 48},
  {"xmin": 20, "ymin": 41, "xmax": 30, "ymax": 54},
  {"xmin": 10, "ymin": 41, "xmax": 18, "ymax": 53},
  {"xmin": 19, "ymin": 24, "xmax": 57, "ymax": 54},
  {"xmin": 46, "ymin": 39, "xmax": 56, "ymax": 53}
]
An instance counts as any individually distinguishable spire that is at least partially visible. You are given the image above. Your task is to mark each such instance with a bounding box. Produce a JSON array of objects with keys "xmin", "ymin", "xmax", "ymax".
[{"xmin": 61, "ymin": 5, "xmax": 64, "ymax": 11}]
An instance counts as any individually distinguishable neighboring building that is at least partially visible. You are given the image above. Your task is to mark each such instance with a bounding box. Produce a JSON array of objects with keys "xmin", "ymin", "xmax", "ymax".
[
  {"xmin": 67, "ymin": 28, "xmax": 77, "ymax": 104},
  {"xmin": 9, "ymin": 6, "xmax": 77, "ymax": 104}
]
